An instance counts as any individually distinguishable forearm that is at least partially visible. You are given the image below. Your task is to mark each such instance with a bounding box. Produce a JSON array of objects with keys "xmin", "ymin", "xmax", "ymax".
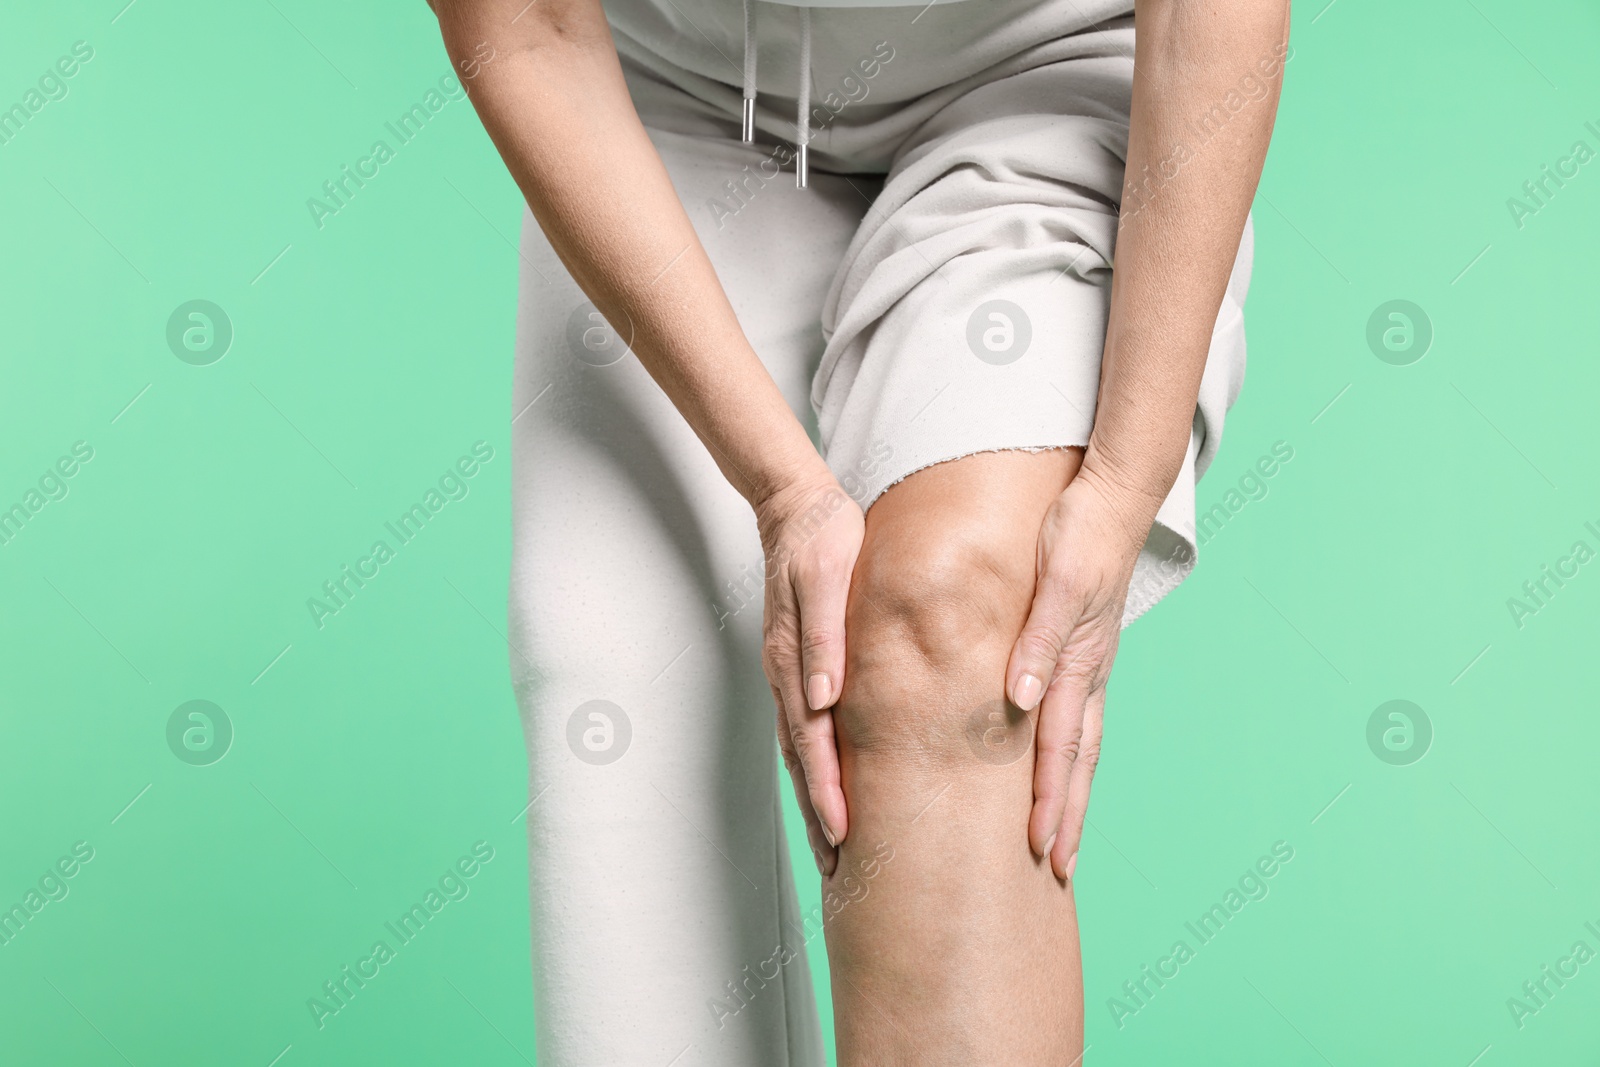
[
  {"xmin": 1081, "ymin": 0, "xmax": 1290, "ymax": 529},
  {"xmin": 432, "ymin": 0, "xmax": 829, "ymax": 506}
]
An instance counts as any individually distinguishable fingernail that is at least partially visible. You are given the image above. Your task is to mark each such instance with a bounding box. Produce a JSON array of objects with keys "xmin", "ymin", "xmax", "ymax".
[
  {"xmin": 1065, "ymin": 851, "xmax": 1078, "ymax": 880},
  {"xmin": 1042, "ymin": 833, "xmax": 1057, "ymax": 859},
  {"xmin": 1014, "ymin": 673, "xmax": 1043, "ymax": 711},
  {"xmin": 821, "ymin": 821, "xmax": 837, "ymax": 848},
  {"xmin": 813, "ymin": 849, "xmax": 825, "ymax": 875},
  {"xmin": 806, "ymin": 673, "xmax": 833, "ymax": 710}
]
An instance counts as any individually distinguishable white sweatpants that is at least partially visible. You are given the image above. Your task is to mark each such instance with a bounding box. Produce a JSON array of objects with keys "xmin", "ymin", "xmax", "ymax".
[
  {"xmin": 509, "ymin": 126, "xmax": 867, "ymax": 1066},
  {"xmin": 508, "ymin": 16, "xmax": 1250, "ymax": 1063}
]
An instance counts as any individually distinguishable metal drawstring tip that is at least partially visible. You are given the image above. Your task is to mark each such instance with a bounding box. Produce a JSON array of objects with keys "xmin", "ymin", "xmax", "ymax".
[
  {"xmin": 741, "ymin": 97, "xmax": 755, "ymax": 144},
  {"xmin": 796, "ymin": 142, "xmax": 808, "ymax": 189}
]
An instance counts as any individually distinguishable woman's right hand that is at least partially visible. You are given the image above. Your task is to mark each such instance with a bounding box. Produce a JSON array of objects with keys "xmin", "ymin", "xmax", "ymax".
[{"xmin": 755, "ymin": 472, "xmax": 864, "ymax": 877}]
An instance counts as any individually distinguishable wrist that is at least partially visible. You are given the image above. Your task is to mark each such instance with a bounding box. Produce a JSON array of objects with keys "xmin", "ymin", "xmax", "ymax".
[
  {"xmin": 724, "ymin": 395, "xmax": 833, "ymax": 515},
  {"xmin": 742, "ymin": 447, "xmax": 832, "ymax": 515},
  {"xmin": 1072, "ymin": 446, "xmax": 1174, "ymax": 554},
  {"xmin": 747, "ymin": 452, "xmax": 840, "ymax": 526},
  {"xmin": 751, "ymin": 466, "xmax": 854, "ymax": 568},
  {"xmin": 1080, "ymin": 419, "xmax": 1190, "ymax": 506}
]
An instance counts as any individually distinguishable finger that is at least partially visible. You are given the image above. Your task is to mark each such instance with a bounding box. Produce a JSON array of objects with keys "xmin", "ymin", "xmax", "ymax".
[
  {"xmin": 786, "ymin": 528, "xmax": 858, "ymax": 847},
  {"xmin": 764, "ymin": 568, "xmax": 848, "ymax": 849},
  {"xmin": 792, "ymin": 518, "xmax": 856, "ymax": 714},
  {"xmin": 1052, "ymin": 686, "xmax": 1105, "ymax": 880},
  {"xmin": 776, "ymin": 699, "xmax": 839, "ymax": 877},
  {"xmin": 786, "ymin": 695, "xmax": 849, "ymax": 850},
  {"xmin": 1028, "ymin": 646, "xmax": 1095, "ymax": 859},
  {"xmin": 1006, "ymin": 569, "xmax": 1084, "ymax": 713},
  {"xmin": 766, "ymin": 636, "xmax": 849, "ymax": 850}
]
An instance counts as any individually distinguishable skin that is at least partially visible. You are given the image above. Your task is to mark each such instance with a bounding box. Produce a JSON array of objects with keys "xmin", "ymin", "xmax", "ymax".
[
  {"xmin": 826, "ymin": 448, "xmax": 1089, "ymax": 1065},
  {"xmin": 433, "ymin": 0, "xmax": 1288, "ymax": 1058}
]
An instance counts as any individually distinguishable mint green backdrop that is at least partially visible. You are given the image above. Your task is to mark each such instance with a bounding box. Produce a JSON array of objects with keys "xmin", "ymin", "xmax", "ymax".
[{"xmin": 3, "ymin": 1, "xmax": 1597, "ymax": 1064}]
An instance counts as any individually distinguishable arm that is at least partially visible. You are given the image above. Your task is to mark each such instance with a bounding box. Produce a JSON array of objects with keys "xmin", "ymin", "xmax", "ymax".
[
  {"xmin": 434, "ymin": 0, "xmax": 818, "ymax": 502},
  {"xmin": 1006, "ymin": 0, "xmax": 1291, "ymax": 879},
  {"xmin": 1082, "ymin": 0, "xmax": 1289, "ymax": 518},
  {"xmin": 430, "ymin": 0, "xmax": 858, "ymax": 865}
]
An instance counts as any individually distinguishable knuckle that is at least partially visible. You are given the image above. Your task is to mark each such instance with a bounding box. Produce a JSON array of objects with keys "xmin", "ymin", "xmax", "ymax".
[
  {"xmin": 775, "ymin": 719, "xmax": 799, "ymax": 761},
  {"xmin": 762, "ymin": 616, "xmax": 796, "ymax": 648},
  {"xmin": 799, "ymin": 624, "xmax": 838, "ymax": 661},
  {"xmin": 1077, "ymin": 741, "xmax": 1102, "ymax": 775},
  {"xmin": 1045, "ymin": 734, "xmax": 1082, "ymax": 765},
  {"xmin": 1038, "ymin": 559, "xmax": 1090, "ymax": 602},
  {"xmin": 1054, "ymin": 648, "xmax": 1102, "ymax": 687},
  {"xmin": 1062, "ymin": 797, "xmax": 1087, "ymax": 828},
  {"xmin": 1018, "ymin": 626, "xmax": 1065, "ymax": 665},
  {"xmin": 1037, "ymin": 564, "xmax": 1077, "ymax": 599},
  {"xmin": 785, "ymin": 721, "xmax": 818, "ymax": 758},
  {"xmin": 761, "ymin": 643, "xmax": 793, "ymax": 679},
  {"xmin": 760, "ymin": 656, "xmax": 783, "ymax": 689}
]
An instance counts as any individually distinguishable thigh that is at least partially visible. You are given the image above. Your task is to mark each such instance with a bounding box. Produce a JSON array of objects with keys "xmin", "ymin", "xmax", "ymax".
[
  {"xmin": 814, "ymin": 39, "xmax": 1137, "ymax": 511},
  {"xmin": 507, "ymin": 124, "xmax": 865, "ymax": 1066},
  {"xmin": 816, "ymin": 22, "xmax": 1254, "ymax": 625}
]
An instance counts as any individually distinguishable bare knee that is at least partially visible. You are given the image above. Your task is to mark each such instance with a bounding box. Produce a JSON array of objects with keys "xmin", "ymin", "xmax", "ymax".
[
  {"xmin": 833, "ymin": 449, "xmax": 1081, "ymax": 771},
  {"xmin": 838, "ymin": 537, "xmax": 1024, "ymax": 748}
]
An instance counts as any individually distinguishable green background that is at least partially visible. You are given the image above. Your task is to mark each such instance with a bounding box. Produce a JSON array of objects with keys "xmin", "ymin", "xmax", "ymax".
[{"xmin": 2, "ymin": 0, "xmax": 1597, "ymax": 1063}]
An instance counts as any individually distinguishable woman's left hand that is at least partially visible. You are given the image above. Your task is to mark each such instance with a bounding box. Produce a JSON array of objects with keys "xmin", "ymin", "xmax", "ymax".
[{"xmin": 1004, "ymin": 463, "xmax": 1161, "ymax": 881}]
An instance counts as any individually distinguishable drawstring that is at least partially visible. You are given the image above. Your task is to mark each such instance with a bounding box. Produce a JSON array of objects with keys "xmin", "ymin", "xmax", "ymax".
[
  {"xmin": 796, "ymin": 5, "xmax": 810, "ymax": 189},
  {"xmin": 738, "ymin": 0, "xmax": 811, "ymax": 189},
  {"xmin": 740, "ymin": 0, "xmax": 757, "ymax": 142}
]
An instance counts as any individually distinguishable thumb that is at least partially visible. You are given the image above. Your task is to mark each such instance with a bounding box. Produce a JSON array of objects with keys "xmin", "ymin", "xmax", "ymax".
[
  {"xmin": 793, "ymin": 548, "xmax": 854, "ymax": 714},
  {"xmin": 1006, "ymin": 572, "xmax": 1080, "ymax": 712}
]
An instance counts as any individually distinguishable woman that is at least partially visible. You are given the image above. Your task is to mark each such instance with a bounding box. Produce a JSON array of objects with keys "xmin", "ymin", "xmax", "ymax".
[{"xmin": 431, "ymin": 0, "xmax": 1286, "ymax": 1061}]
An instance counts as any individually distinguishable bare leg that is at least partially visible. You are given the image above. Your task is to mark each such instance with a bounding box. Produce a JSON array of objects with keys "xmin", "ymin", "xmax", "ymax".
[{"xmin": 825, "ymin": 448, "xmax": 1087, "ymax": 1066}]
